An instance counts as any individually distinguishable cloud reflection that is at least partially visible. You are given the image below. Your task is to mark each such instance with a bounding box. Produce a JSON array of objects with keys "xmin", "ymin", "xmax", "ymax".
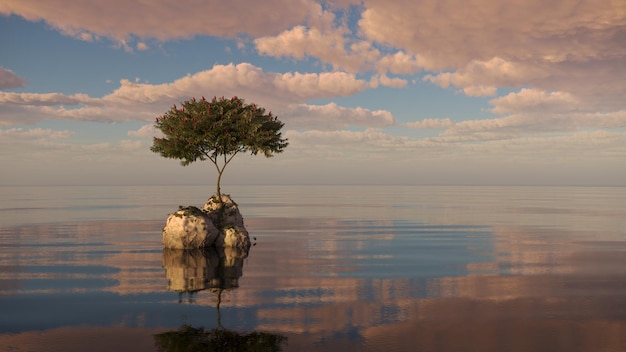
[{"xmin": 1, "ymin": 212, "xmax": 624, "ymax": 351}]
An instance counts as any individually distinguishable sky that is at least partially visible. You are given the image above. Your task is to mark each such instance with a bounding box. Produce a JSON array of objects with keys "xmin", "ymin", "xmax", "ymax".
[{"xmin": 1, "ymin": 0, "xmax": 625, "ymax": 187}]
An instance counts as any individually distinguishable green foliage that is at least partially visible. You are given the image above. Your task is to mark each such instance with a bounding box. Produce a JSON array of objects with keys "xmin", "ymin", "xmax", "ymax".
[
  {"xmin": 150, "ymin": 96, "xmax": 288, "ymax": 199},
  {"xmin": 151, "ymin": 96, "xmax": 288, "ymax": 165}
]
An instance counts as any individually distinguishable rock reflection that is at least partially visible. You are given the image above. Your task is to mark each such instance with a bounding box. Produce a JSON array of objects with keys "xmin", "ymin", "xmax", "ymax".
[
  {"xmin": 158, "ymin": 246, "xmax": 288, "ymax": 351},
  {"xmin": 162, "ymin": 247, "xmax": 246, "ymax": 297}
]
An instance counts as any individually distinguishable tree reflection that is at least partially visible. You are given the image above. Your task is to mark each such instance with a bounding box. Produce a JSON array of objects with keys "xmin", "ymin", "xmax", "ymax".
[
  {"xmin": 156, "ymin": 246, "xmax": 287, "ymax": 351},
  {"xmin": 154, "ymin": 325, "xmax": 287, "ymax": 352}
]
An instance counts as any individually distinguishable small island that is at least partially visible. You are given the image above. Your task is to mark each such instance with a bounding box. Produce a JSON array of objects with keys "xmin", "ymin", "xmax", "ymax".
[
  {"xmin": 162, "ymin": 194, "xmax": 250, "ymax": 250},
  {"xmin": 150, "ymin": 96, "xmax": 288, "ymax": 250}
]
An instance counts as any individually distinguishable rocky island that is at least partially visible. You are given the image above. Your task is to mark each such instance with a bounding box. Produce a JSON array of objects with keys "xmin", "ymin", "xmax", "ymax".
[{"xmin": 161, "ymin": 194, "xmax": 251, "ymax": 250}]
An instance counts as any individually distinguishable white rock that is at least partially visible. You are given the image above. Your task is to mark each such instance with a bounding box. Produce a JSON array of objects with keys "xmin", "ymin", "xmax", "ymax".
[
  {"xmin": 162, "ymin": 195, "xmax": 251, "ymax": 250},
  {"xmin": 162, "ymin": 207, "xmax": 219, "ymax": 249},
  {"xmin": 215, "ymin": 226, "xmax": 251, "ymax": 249}
]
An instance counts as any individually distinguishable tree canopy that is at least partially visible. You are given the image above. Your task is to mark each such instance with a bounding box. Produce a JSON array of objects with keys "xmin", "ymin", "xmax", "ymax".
[{"xmin": 151, "ymin": 96, "xmax": 288, "ymax": 200}]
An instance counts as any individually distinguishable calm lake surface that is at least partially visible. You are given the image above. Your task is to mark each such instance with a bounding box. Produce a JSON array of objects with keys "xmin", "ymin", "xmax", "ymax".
[{"xmin": 1, "ymin": 185, "xmax": 625, "ymax": 352}]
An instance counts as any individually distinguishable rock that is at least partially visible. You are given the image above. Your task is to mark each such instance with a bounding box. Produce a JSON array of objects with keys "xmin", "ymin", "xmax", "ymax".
[
  {"xmin": 215, "ymin": 226, "xmax": 251, "ymax": 249},
  {"xmin": 202, "ymin": 194, "xmax": 251, "ymax": 249},
  {"xmin": 162, "ymin": 195, "xmax": 251, "ymax": 250},
  {"xmin": 203, "ymin": 194, "xmax": 245, "ymax": 227},
  {"xmin": 162, "ymin": 206, "xmax": 219, "ymax": 249}
]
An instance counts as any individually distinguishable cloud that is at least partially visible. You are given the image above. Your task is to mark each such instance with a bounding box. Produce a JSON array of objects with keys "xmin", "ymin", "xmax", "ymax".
[
  {"xmin": 403, "ymin": 88, "xmax": 626, "ymax": 141},
  {"xmin": 128, "ymin": 124, "xmax": 159, "ymax": 138},
  {"xmin": 254, "ymin": 8, "xmax": 381, "ymax": 73},
  {"xmin": 102, "ymin": 63, "xmax": 368, "ymax": 107},
  {"xmin": 406, "ymin": 118, "xmax": 453, "ymax": 129},
  {"xmin": 253, "ymin": 9, "xmax": 429, "ymax": 76},
  {"xmin": 0, "ymin": 0, "xmax": 316, "ymax": 43},
  {"xmin": 370, "ymin": 74, "xmax": 408, "ymax": 88},
  {"xmin": 284, "ymin": 127, "xmax": 626, "ymax": 163},
  {"xmin": 274, "ymin": 70, "xmax": 368, "ymax": 100},
  {"xmin": 284, "ymin": 103, "xmax": 395, "ymax": 130},
  {"xmin": 489, "ymin": 89, "xmax": 579, "ymax": 115},
  {"xmin": 0, "ymin": 126, "xmax": 150, "ymax": 164},
  {"xmin": 4, "ymin": 0, "xmax": 625, "ymax": 110},
  {"xmin": 127, "ymin": 102, "xmax": 395, "ymax": 134},
  {"xmin": 0, "ymin": 127, "xmax": 72, "ymax": 140},
  {"xmin": 0, "ymin": 92, "xmax": 97, "ymax": 106},
  {"xmin": 441, "ymin": 110, "xmax": 626, "ymax": 141},
  {"xmin": 284, "ymin": 128, "xmax": 418, "ymax": 159},
  {"xmin": 0, "ymin": 63, "xmax": 374, "ymax": 128},
  {"xmin": 375, "ymin": 51, "xmax": 429, "ymax": 75},
  {"xmin": 424, "ymin": 57, "xmax": 549, "ymax": 96},
  {"xmin": 255, "ymin": 25, "xmax": 351, "ymax": 68},
  {"xmin": 358, "ymin": 0, "xmax": 626, "ymax": 107},
  {"xmin": 0, "ymin": 67, "xmax": 27, "ymax": 89},
  {"xmin": 259, "ymin": 0, "xmax": 626, "ymax": 109},
  {"xmin": 359, "ymin": 0, "xmax": 626, "ymax": 67}
]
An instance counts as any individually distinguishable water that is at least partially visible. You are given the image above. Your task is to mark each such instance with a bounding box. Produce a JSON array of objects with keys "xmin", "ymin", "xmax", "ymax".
[{"xmin": 0, "ymin": 185, "xmax": 625, "ymax": 351}]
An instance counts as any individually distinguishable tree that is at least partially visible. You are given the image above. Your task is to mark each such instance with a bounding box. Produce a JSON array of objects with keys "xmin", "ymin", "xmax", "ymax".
[{"xmin": 151, "ymin": 96, "xmax": 288, "ymax": 201}]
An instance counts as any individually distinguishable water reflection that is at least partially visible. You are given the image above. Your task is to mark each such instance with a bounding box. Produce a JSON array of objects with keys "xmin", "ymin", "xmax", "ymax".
[
  {"xmin": 229, "ymin": 218, "xmax": 626, "ymax": 352},
  {"xmin": 1, "ymin": 185, "xmax": 625, "ymax": 351},
  {"xmin": 154, "ymin": 325, "xmax": 287, "ymax": 352},
  {"xmin": 162, "ymin": 247, "xmax": 245, "ymax": 297},
  {"xmin": 158, "ymin": 246, "xmax": 288, "ymax": 351}
]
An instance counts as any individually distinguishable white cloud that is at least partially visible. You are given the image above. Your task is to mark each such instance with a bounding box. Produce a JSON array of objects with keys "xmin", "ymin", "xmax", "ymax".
[
  {"xmin": 441, "ymin": 109, "xmax": 626, "ymax": 141},
  {"xmin": 284, "ymin": 127, "xmax": 626, "ymax": 163},
  {"xmin": 254, "ymin": 20, "xmax": 381, "ymax": 73},
  {"xmin": 358, "ymin": 0, "xmax": 626, "ymax": 108},
  {"xmin": 274, "ymin": 70, "xmax": 368, "ymax": 100},
  {"xmin": 402, "ymin": 88, "xmax": 626, "ymax": 141},
  {"xmin": 284, "ymin": 103, "xmax": 395, "ymax": 130},
  {"xmin": 284, "ymin": 128, "xmax": 417, "ymax": 159},
  {"xmin": 0, "ymin": 126, "xmax": 150, "ymax": 163},
  {"xmin": 424, "ymin": 57, "xmax": 547, "ymax": 96},
  {"xmin": 2, "ymin": 0, "xmax": 626, "ymax": 186},
  {"xmin": 0, "ymin": 127, "xmax": 72, "ymax": 140},
  {"xmin": 462, "ymin": 86, "xmax": 497, "ymax": 97},
  {"xmin": 253, "ymin": 9, "xmax": 433, "ymax": 76},
  {"xmin": 0, "ymin": 67, "xmax": 27, "ymax": 89},
  {"xmin": 375, "ymin": 51, "xmax": 430, "ymax": 74},
  {"xmin": 255, "ymin": 25, "xmax": 348, "ymax": 65},
  {"xmin": 0, "ymin": 92, "xmax": 98, "ymax": 106},
  {"xmin": 359, "ymin": 0, "xmax": 626, "ymax": 67},
  {"xmin": 102, "ymin": 63, "xmax": 368, "ymax": 107},
  {"xmin": 0, "ymin": 63, "xmax": 371, "ymax": 126},
  {"xmin": 406, "ymin": 118, "xmax": 453, "ymax": 129},
  {"xmin": 370, "ymin": 74, "xmax": 408, "ymax": 88},
  {"xmin": 4, "ymin": 0, "xmax": 625, "ymax": 111},
  {"xmin": 128, "ymin": 124, "xmax": 159, "ymax": 138},
  {"xmin": 490, "ymin": 89, "xmax": 579, "ymax": 115}
]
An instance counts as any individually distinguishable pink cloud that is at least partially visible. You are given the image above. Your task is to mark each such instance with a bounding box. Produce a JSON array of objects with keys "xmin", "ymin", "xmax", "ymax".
[
  {"xmin": 0, "ymin": 0, "xmax": 315, "ymax": 41},
  {"xmin": 0, "ymin": 67, "xmax": 27, "ymax": 89}
]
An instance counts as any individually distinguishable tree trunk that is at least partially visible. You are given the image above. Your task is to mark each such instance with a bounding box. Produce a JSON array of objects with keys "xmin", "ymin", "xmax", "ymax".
[{"xmin": 216, "ymin": 169, "xmax": 223, "ymax": 203}]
